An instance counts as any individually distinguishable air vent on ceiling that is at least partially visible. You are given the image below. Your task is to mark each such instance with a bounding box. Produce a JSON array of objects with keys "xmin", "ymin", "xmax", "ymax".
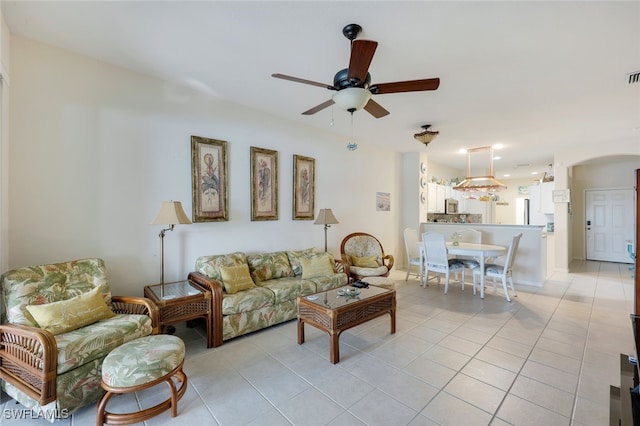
[{"xmin": 628, "ymin": 71, "xmax": 640, "ymax": 84}]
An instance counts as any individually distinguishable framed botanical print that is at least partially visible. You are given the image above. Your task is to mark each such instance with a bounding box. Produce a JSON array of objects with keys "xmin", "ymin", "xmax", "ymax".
[
  {"xmin": 250, "ymin": 146, "xmax": 278, "ymax": 221},
  {"xmin": 191, "ymin": 136, "xmax": 228, "ymax": 222},
  {"xmin": 293, "ymin": 155, "xmax": 315, "ymax": 220}
]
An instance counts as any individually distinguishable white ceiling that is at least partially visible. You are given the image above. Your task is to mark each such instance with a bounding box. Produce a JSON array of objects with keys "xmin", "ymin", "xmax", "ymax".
[{"xmin": 3, "ymin": 1, "xmax": 639, "ymax": 179}]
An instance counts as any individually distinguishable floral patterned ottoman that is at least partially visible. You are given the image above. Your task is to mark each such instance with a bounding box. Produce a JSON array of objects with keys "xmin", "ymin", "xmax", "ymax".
[{"xmin": 96, "ymin": 335, "xmax": 187, "ymax": 424}]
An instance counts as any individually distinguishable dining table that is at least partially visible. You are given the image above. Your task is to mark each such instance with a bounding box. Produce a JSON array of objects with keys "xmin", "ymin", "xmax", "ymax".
[{"xmin": 418, "ymin": 241, "xmax": 507, "ymax": 299}]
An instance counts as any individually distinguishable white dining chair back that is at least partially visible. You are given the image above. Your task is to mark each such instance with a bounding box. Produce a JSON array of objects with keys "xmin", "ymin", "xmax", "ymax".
[
  {"xmin": 403, "ymin": 228, "xmax": 423, "ymax": 282},
  {"xmin": 458, "ymin": 229, "xmax": 482, "ymax": 243},
  {"xmin": 473, "ymin": 233, "xmax": 522, "ymax": 302},
  {"xmin": 422, "ymin": 232, "xmax": 465, "ymax": 293}
]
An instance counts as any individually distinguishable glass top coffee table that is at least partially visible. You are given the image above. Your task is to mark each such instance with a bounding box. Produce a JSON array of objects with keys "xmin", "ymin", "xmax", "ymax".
[{"xmin": 297, "ymin": 285, "xmax": 396, "ymax": 364}]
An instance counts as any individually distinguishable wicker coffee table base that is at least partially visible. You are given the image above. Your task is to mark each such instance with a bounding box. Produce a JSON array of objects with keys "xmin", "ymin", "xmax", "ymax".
[{"xmin": 297, "ymin": 289, "xmax": 396, "ymax": 364}]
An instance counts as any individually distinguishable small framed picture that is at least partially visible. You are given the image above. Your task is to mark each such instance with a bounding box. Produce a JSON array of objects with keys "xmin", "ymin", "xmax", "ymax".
[
  {"xmin": 191, "ymin": 136, "xmax": 228, "ymax": 222},
  {"xmin": 376, "ymin": 192, "xmax": 390, "ymax": 211},
  {"xmin": 250, "ymin": 147, "xmax": 278, "ymax": 221},
  {"xmin": 293, "ymin": 155, "xmax": 315, "ymax": 220}
]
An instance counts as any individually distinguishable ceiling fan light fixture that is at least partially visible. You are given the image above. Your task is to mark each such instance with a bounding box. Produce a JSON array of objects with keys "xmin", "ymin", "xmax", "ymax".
[
  {"xmin": 414, "ymin": 124, "xmax": 439, "ymax": 146},
  {"xmin": 332, "ymin": 87, "xmax": 371, "ymax": 112}
]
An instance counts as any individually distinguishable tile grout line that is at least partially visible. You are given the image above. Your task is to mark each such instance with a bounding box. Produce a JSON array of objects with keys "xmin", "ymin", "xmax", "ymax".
[
  {"xmin": 568, "ymin": 262, "xmax": 620, "ymax": 425},
  {"xmin": 407, "ymin": 284, "xmax": 524, "ymax": 424},
  {"xmin": 487, "ymin": 281, "xmax": 574, "ymax": 425}
]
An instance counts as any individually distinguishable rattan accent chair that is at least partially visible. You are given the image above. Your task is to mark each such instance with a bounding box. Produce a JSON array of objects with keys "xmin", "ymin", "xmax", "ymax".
[
  {"xmin": 0, "ymin": 258, "xmax": 159, "ymax": 418},
  {"xmin": 340, "ymin": 232, "xmax": 394, "ymax": 280}
]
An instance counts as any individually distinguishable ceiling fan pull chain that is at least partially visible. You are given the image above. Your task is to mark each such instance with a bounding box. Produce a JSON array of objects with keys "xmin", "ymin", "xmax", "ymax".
[{"xmin": 346, "ymin": 111, "xmax": 358, "ymax": 151}]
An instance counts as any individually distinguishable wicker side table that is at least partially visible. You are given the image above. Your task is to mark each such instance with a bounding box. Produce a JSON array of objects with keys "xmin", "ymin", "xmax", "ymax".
[{"xmin": 144, "ymin": 280, "xmax": 213, "ymax": 348}]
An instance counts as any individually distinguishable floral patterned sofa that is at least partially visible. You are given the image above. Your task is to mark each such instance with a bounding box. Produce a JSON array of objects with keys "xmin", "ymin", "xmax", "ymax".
[
  {"xmin": 187, "ymin": 248, "xmax": 349, "ymax": 346},
  {"xmin": 0, "ymin": 258, "xmax": 158, "ymax": 421}
]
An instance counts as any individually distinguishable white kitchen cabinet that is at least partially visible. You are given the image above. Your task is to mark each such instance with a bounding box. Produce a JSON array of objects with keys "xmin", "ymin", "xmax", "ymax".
[
  {"xmin": 427, "ymin": 183, "xmax": 446, "ymax": 213},
  {"xmin": 452, "ymin": 189, "xmax": 467, "ymax": 213},
  {"xmin": 427, "ymin": 183, "xmax": 437, "ymax": 213},
  {"xmin": 539, "ymin": 181, "xmax": 555, "ymax": 214}
]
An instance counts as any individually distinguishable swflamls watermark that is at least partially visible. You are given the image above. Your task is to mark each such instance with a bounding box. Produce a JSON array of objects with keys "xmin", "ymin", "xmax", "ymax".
[{"xmin": 2, "ymin": 408, "xmax": 70, "ymax": 420}]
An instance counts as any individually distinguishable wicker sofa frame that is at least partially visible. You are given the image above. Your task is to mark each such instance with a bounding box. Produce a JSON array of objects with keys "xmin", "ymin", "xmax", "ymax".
[{"xmin": 187, "ymin": 252, "xmax": 349, "ymax": 347}]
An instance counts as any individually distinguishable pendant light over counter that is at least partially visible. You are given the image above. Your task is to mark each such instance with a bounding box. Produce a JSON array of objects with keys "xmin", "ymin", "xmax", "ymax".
[{"xmin": 453, "ymin": 146, "xmax": 506, "ymax": 192}]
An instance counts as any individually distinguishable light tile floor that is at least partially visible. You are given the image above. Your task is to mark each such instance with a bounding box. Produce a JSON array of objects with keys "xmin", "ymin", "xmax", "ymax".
[{"xmin": 1, "ymin": 260, "xmax": 635, "ymax": 425}]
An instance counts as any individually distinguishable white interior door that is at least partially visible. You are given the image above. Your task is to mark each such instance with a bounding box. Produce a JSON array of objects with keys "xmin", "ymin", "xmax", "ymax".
[{"xmin": 586, "ymin": 189, "xmax": 635, "ymax": 263}]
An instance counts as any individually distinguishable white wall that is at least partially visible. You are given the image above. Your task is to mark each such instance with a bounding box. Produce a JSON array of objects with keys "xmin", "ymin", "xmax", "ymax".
[
  {"xmin": 0, "ymin": 10, "xmax": 10, "ymax": 274},
  {"xmin": 8, "ymin": 35, "xmax": 402, "ymax": 295},
  {"xmin": 426, "ymin": 160, "xmax": 462, "ymax": 184}
]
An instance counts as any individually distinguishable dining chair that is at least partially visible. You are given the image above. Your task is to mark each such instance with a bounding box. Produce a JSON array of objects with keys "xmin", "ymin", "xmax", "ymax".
[
  {"xmin": 422, "ymin": 232, "xmax": 466, "ymax": 293},
  {"xmin": 403, "ymin": 228, "xmax": 423, "ymax": 283},
  {"xmin": 458, "ymin": 228, "xmax": 482, "ymax": 244},
  {"xmin": 472, "ymin": 233, "xmax": 522, "ymax": 302},
  {"xmin": 455, "ymin": 228, "xmax": 481, "ymax": 270}
]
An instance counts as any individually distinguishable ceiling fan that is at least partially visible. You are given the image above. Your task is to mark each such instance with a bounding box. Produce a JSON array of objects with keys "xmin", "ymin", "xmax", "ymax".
[{"xmin": 272, "ymin": 23, "xmax": 440, "ymax": 119}]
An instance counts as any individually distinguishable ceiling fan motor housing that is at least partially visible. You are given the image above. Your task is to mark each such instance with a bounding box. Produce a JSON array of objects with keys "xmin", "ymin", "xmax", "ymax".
[{"xmin": 333, "ymin": 68, "xmax": 371, "ymax": 90}]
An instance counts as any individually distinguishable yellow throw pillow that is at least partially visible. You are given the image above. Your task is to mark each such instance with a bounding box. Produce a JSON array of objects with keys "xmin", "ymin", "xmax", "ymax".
[
  {"xmin": 219, "ymin": 264, "xmax": 256, "ymax": 294},
  {"xmin": 26, "ymin": 286, "xmax": 115, "ymax": 335},
  {"xmin": 300, "ymin": 255, "xmax": 334, "ymax": 279},
  {"xmin": 351, "ymin": 255, "xmax": 380, "ymax": 268}
]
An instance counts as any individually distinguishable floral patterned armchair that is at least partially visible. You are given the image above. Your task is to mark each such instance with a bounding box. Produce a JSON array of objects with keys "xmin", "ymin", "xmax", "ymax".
[
  {"xmin": 0, "ymin": 258, "xmax": 158, "ymax": 420},
  {"xmin": 340, "ymin": 232, "xmax": 394, "ymax": 280}
]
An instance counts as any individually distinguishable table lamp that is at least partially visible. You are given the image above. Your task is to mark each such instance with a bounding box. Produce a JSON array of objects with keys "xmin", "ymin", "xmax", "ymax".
[
  {"xmin": 314, "ymin": 208, "xmax": 339, "ymax": 252},
  {"xmin": 151, "ymin": 201, "xmax": 192, "ymax": 299}
]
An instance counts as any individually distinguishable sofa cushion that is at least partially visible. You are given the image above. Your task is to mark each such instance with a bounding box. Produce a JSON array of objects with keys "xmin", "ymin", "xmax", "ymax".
[
  {"xmin": 26, "ymin": 286, "xmax": 115, "ymax": 335},
  {"xmin": 286, "ymin": 247, "xmax": 319, "ymax": 276},
  {"xmin": 221, "ymin": 286, "xmax": 274, "ymax": 316},
  {"xmin": 300, "ymin": 254, "xmax": 335, "ymax": 279},
  {"xmin": 257, "ymin": 277, "xmax": 316, "ymax": 304},
  {"xmin": 1, "ymin": 258, "xmax": 111, "ymax": 328},
  {"xmin": 195, "ymin": 252, "xmax": 247, "ymax": 282},
  {"xmin": 55, "ymin": 314, "xmax": 153, "ymax": 374},
  {"xmin": 308, "ymin": 273, "xmax": 349, "ymax": 292},
  {"xmin": 219, "ymin": 264, "xmax": 256, "ymax": 294},
  {"xmin": 247, "ymin": 251, "xmax": 294, "ymax": 282}
]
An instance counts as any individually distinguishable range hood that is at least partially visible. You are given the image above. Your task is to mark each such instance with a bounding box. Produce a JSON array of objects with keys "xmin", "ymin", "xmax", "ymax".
[{"xmin": 454, "ymin": 146, "xmax": 506, "ymax": 192}]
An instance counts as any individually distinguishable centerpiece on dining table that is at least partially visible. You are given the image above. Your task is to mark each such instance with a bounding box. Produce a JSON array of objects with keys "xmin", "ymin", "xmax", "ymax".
[{"xmin": 451, "ymin": 232, "xmax": 463, "ymax": 246}]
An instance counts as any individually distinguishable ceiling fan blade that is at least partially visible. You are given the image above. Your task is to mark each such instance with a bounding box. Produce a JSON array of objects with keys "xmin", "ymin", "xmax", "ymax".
[
  {"xmin": 364, "ymin": 99, "xmax": 390, "ymax": 118},
  {"xmin": 302, "ymin": 99, "xmax": 335, "ymax": 115},
  {"xmin": 370, "ymin": 78, "xmax": 440, "ymax": 94},
  {"xmin": 272, "ymin": 73, "xmax": 335, "ymax": 90},
  {"xmin": 347, "ymin": 40, "xmax": 378, "ymax": 84}
]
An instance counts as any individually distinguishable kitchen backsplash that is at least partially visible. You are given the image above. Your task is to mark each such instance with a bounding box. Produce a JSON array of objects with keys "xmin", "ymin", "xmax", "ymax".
[{"xmin": 426, "ymin": 213, "xmax": 483, "ymax": 223}]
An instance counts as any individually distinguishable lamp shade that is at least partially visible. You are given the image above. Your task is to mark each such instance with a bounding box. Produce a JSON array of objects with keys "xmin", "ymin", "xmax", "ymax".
[
  {"xmin": 332, "ymin": 88, "xmax": 372, "ymax": 112},
  {"xmin": 151, "ymin": 201, "xmax": 192, "ymax": 225},
  {"xmin": 314, "ymin": 209, "xmax": 339, "ymax": 225}
]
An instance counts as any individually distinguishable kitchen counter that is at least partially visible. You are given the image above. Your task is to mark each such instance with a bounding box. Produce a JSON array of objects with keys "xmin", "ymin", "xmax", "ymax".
[{"xmin": 419, "ymin": 223, "xmax": 547, "ymax": 286}]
